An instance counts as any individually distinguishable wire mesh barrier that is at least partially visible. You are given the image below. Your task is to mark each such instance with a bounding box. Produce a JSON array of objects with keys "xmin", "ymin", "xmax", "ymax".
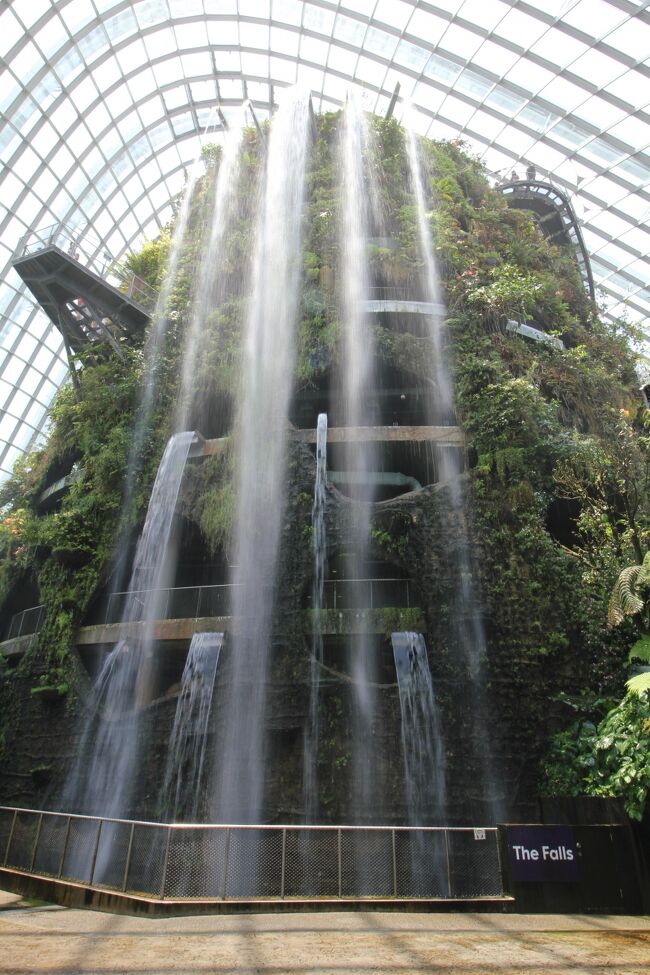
[{"xmin": 0, "ymin": 807, "xmax": 503, "ymax": 901}]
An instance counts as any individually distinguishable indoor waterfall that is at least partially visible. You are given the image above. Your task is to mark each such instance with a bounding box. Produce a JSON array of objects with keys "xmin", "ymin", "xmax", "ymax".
[
  {"xmin": 174, "ymin": 119, "xmax": 245, "ymax": 433},
  {"xmin": 210, "ymin": 90, "xmax": 311, "ymax": 824},
  {"xmin": 59, "ymin": 101, "xmax": 500, "ymax": 857},
  {"xmin": 61, "ymin": 431, "xmax": 195, "ymax": 819},
  {"xmin": 392, "ymin": 632, "xmax": 446, "ymax": 824},
  {"xmin": 111, "ymin": 157, "xmax": 205, "ymax": 595},
  {"xmin": 303, "ymin": 413, "xmax": 328, "ymax": 822},
  {"xmin": 339, "ymin": 95, "xmax": 382, "ymax": 827},
  {"xmin": 405, "ymin": 122, "xmax": 502, "ymax": 820},
  {"xmin": 160, "ymin": 632, "xmax": 223, "ymax": 823}
]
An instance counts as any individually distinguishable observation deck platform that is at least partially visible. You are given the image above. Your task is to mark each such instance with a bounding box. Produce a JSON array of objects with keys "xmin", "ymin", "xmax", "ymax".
[
  {"xmin": 12, "ymin": 223, "xmax": 157, "ymax": 356},
  {"xmin": 500, "ymin": 179, "xmax": 595, "ymax": 300}
]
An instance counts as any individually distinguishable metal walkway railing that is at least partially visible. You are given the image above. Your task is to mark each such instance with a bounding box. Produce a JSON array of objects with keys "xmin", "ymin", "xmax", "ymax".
[
  {"xmin": 15, "ymin": 222, "xmax": 158, "ymax": 313},
  {"xmin": 0, "ymin": 806, "xmax": 504, "ymax": 901},
  {"xmin": 4, "ymin": 605, "xmax": 45, "ymax": 642},
  {"xmin": 500, "ymin": 179, "xmax": 595, "ymax": 300},
  {"xmin": 96, "ymin": 578, "xmax": 413, "ymax": 625}
]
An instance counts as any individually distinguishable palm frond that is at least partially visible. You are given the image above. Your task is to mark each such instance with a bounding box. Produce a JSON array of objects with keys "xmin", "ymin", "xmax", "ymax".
[
  {"xmin": 625, "ymin": 672, "xmax": 650, "ymax": 696},
  {"xmin": 636, "ymin": 551, "xmax": 650, "ymax": 587},
  {"xmin": 629, "ymin": 634, "xmax": 650, "ymax": 664}
]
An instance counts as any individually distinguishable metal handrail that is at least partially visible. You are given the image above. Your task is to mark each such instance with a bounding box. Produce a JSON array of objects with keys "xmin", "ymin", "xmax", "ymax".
[
  {"xmin": 101, "ymin": 583, "xmax": 240, "ymax": 625},
  {"xmin": 0, "ymin": 805, "xmax": 503, "ymax": 902},
  {"xmin": 14, "ymin": 222, "xmax": 159, "ymax": 313},
  {"xmin": 5, "ymin": 605, "xmax": 45, "ymax": 642},
  {"xmin": 9, "ymin": 580, "xmax": 415, "ymax": 634},
  {"xmin": 500, "ymin": 179, "xmax": 595, "ymax": 300},
  {"xmin": 0, "ymin": 805, "xmax": 497, "ymax": 832},
  {"xmin": 100, "ymin": 577, "xmax": 413, "ymax": 623}
]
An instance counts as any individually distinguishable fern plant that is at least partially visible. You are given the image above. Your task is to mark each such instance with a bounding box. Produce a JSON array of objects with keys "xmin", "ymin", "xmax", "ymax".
[
  {"xmin": 608, "ymin": 553, "xmax": 650, "ymax": 695},
  {"xmin": 607, "ymin": 551, "xmax": 650, "ymax": 626},
  {"xmin": 627, "ymin": 634, "xmax": 650, "ymax": 695}
]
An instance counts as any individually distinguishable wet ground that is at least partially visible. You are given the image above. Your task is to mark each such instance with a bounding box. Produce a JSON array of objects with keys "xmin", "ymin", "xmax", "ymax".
[{"xmin": 1, "ymin": 890, "xmax": 649, "ymax": 974}]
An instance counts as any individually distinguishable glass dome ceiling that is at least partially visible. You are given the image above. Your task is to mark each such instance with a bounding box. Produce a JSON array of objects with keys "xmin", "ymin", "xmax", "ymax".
[{"xmin": 1, "ymin": 0, "xmax": 649, "ymax": 481}]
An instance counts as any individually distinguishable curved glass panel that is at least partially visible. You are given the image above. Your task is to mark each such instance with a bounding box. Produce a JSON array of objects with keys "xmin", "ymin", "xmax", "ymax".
[{"xmin": 0, "ymin": 0, "xmax": 649, "ymax": 479}]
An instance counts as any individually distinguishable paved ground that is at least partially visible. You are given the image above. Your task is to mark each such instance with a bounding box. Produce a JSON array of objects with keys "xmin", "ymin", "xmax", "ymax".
[{"xmin": 1, "ymin": 890, "xmax": 649, "ymax": 974}]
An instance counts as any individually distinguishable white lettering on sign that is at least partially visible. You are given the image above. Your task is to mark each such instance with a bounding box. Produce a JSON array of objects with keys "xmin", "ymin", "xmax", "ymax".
[
  {"xmin": 512, "ymin": 844, "xmax": 574, "ymax": 862},
  {"xmin": 542, "ymin": 845, "xmax": 574, "ymax": 861}
]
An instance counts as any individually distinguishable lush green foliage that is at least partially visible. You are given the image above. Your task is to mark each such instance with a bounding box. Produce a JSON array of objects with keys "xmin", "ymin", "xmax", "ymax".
[{"xmin": 543, "ymin": 691, "xmax": 650, "ymax": 819}]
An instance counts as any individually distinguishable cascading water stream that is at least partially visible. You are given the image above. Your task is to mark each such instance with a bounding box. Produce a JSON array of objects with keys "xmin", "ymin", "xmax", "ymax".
[
  {"xmin": 173, "ymin": 120, "xmax": 245, "ymax": 433},
  {"xmin": 111, "ymin": 157, "xmax": 205, "ymax": 595},
  {"xmin": 404, "ymin": 121, "xmax": 453, "ymax": 428},
  {"xmin": 303, "ymin": 413, "xmax": 328, "ymax": 822},
  {"xmin": 339, "ymin": 95, "xmax": 380, "ymax": 825},
  {"xmin": 210, "ymin": 90, "xmax": 310, "ymax": 824},
  {"xmin": 393, "ymin": 631, "xmax": 448, "ymax": 893},
  {"xmin": 405, "ymin": 120, "xmax": 502, "ymax": 820},
  {"xmin": 63, "ymin": 121, "xmax": 247, "ymax": 828},
  {"xmin": 392, "ymin": 632, "xmax": 446, "ymax": 824},
  {"xmin": 160, "ymin": 632, "xmax": 223, "ymax": 823},
  {"xmin": 61, "ymin": 431, "xmax": 195, "ymax": 820}
]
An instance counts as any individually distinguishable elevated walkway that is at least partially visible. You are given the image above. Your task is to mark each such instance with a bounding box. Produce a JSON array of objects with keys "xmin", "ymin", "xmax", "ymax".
[
  {"xmin": 293, "ymin": 425, "xmax": 464, "ymax": 447},
  {"xmin": 193, "ymin": 426, "xmax": 465, "ymax": 460},
  {"xmin": 12, "ymin": 223, "xmax": 157, "ymax": 355},
  {"xmin": 1, "ymin": 579, "xmax": 420, "ymax": 656},
  {"xmin": 75, "ymin": 606, "xmax": 424, "ymax": 646},
  {"xmin": 38, "ymin": 468, "xmax": 84, "ymax": 509},
  {"xmin": 505, "ymin": 319, "xmax": 564, "ymax": 350},
  {"xmin": 500, "ymin": 179, "xmax": 595, "ymax": 300},
  {"xmin": 361, "ymin": 299, "xmax": 446, "ymax": 315}
]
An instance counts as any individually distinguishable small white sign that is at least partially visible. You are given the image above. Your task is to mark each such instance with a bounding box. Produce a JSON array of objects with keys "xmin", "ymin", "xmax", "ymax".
[{"xmin": 474, "ymin": 828, "xmax": 486, "ymax": 841}]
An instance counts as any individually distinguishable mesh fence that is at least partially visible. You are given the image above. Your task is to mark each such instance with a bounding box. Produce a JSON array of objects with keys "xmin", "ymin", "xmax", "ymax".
[
  {"xmin": 0, "ymin": 808, "xmax": 15, "ymax": 863},
  {"xmin": 32, "ymin": 814, "xmax": 69, "ymax": 877},
  {"xmin": 125, "ymin": 824, "xmax": 167, "ymax": 895},
  {"xmin": 340, "ymin": 829, "xmax": 395, "ymax": 897},
  {"xmin": 225, "ymin": 828, "xmax": 284, "ymax": 899},
  {"xmin": 94, "ymin": 821, "xmax": 134, "ymax": 890},
  {"xmin": 61, "ymin": 817, "xmax": 101, "ymax": 883},
  {"xmin": 5, "ymin": 811, "xmax": 40, "ymax": 871},
  {"xmin": 163, "ymin": 828, "xmax": 228, "ymax": 899},
  {"xmin": 0, "ymin": 807, "xmax": 503, "ymax": 901},
  {"xmin": 394, "ymin": 829, "xmax": 449, "ymax": 898},
  {"xmin": 284, "ymin": 827, "xmax": 339, "ymax": 897},
  {"xmin": 447, "ymin": 829, "xmax": 503, "ymax": 898}
]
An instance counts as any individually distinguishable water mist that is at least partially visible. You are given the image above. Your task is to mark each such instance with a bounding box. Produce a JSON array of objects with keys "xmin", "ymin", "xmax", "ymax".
[
  {"xmin": 210, "ymin": 90, "xmax": 311, "ymax": 824},
  {"xmin": 405, "ymin": 119, "xmax": 502, "ymax": 821},
  {"xmin": 339, "ymin": 95, "xmax": 380, "ymax": 825}
]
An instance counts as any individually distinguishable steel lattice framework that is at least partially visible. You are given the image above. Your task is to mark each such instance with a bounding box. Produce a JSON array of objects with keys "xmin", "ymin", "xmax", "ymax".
[{"xmin": 1, "ymin": 0, "xmax": 649, "ymax": 480}]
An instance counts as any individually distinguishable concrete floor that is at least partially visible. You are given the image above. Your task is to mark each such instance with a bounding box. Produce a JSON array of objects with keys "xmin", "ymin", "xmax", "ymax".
[{"xmin": 1, "ymin": 889, "xmax": 649, "ymax": 974}]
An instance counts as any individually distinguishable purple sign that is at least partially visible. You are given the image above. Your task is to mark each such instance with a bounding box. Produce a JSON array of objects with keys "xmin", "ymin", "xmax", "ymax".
[{"xmin": 506, "ymin": 825, "xmax": 580, "ymax": 882}]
